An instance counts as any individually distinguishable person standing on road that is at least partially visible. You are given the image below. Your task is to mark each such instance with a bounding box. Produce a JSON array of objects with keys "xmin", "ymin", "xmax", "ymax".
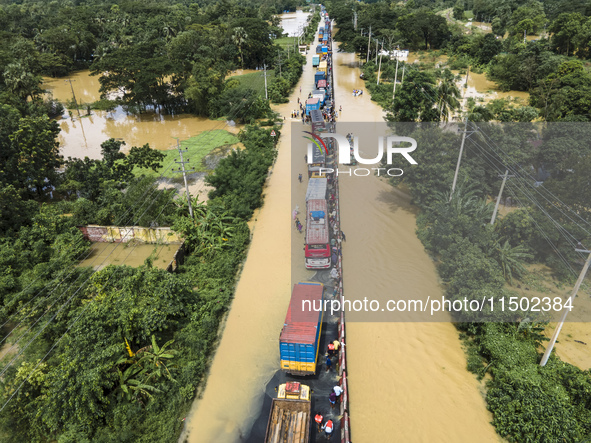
[
  {"xmin": 315, "ymin": 413, "xmax": 323, "ymax": 432},
  {"xmin": 341, "ymin": 231, "xmax": 346, "ymax": 241},
  {"xmin": 298, "ymin": 173, "xmax": 302, "ymax": 183},
  {"xmin": 322, "ymin": 420, "xmax": 334, "ymax": 439},
  {"xmin": 329, "ymin": 391, "xmax": 337, "ymax": 408}
]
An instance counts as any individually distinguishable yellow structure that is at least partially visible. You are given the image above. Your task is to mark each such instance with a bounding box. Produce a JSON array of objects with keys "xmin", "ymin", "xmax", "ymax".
[
  {"xmin": 277, "ymin": 382, "xmax": 311, "ymax": 401},
  {"xmin": 81, "ymin": 225, "xmax": 183, "ymax": 244}
]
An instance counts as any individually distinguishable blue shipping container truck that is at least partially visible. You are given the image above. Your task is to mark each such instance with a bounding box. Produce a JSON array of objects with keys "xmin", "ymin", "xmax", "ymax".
[
  {"xmin": 314, "ymin": 71, "xmax": 325, "ymax": 85},
  {"xmin": 321, "ymin": 45, "xmax": 328, "ymax": 54},
  {"xmin": 279, "ymin": 282, "xmax": 324, "ymax": 375},
  {"xmin": 305, "ymin": 98, "xmax": 320, "ymax": 116}
]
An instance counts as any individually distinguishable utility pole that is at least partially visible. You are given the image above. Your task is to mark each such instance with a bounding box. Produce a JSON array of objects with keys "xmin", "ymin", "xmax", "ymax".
[
  {"xmin": 278, "ymin": 50, "xmax": 282, "ymax": 77},
  {"xmin": 524, "ymin": 29, "xmax": 527, "ymax": 44},
  {"xmin": 353, "ymin": 11, "xmax": 357, "ymax": 30},
  {"xmin": 392, "ymin": 56, "xmax": 400, "ymax": 100},
  {"xmin": 174, "ymin": 139, "xmax": 194, "ymax": 219},
  {"xmin": 400, "ymin": 62, "xmax": 405, "ymax": 85},
  {"xmin": 377, "ymin": 40, "xmax": 384, "ymax": 85},
  {"xmin": 540, "ymin": 248, "xmax": 591, "ymax": 366},
  {"xmin": 264, "ymin": 64, "xmax": 268, "ymax": 100},
  {"xmin": 366, "ymin": 25, "xmax": 372, "ymax": 63},
  {"xmin": 375, "ymin": 39, "xmax": 379, "ymax": 64},
  {"xmin": 66, "ymin": 79, "xmax": 81, "ymax": 119},
  {"xmin": 490, "ymin": 170, "xmax": 515, "ymax": 224},
  {"xmin": 450, "ymin": 117, "xmax": 469, "ymax": 200},
  {"xmin": 465, "ymin": 66, "xmax": 470, "ymax": 88}
]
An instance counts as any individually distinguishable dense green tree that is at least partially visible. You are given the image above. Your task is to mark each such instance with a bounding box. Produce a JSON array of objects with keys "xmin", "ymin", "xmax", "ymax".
[
  {"xmin": 453, "ymin": 0, "xmax": 465, "ymax": 20},
  {"xmin": 507, "ymin": 1, "xmax": 546, "ymax": 36},
  {"xmin": 549, "ymin": 12, "xmax": 586, "ymax": 56},
  {"xmin": 491, "ymin": 17, "xmax": 506, "ymax": 37},
  {"xmin": 530, "ymin": 60, "xmax": 591, "ymax": 120},
  {"xmin": 229, "ymin": 17, "xmax": 275, "ymax": 68},
  {"xmin": 212, "ymin": 87, "xmax": 270, "ymax": 123},
  {"xmin": 387, "ymin": 69, "xmax": 439, "ymax": 122},
  {"xmin": 5, "ymin": 114, "xmax": 62, "ymax": 197},
  {"xmin": 396, "ymin": 10, "xmax": 450, "ymax": 50}
]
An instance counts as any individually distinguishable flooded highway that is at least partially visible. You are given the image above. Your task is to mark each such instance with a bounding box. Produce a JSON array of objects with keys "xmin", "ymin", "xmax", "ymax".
[{"xmin": 172, "ymin": 12, "xmax": 505, "ymax": 443}]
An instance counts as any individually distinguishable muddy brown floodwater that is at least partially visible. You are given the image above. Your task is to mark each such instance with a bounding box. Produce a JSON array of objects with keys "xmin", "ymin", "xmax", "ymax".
[
  {"xmin": 333, "ymin": 48, "xmax": 503, "ymax": 442},
  {"xmin": 77, "ymin": 243, "xmax": 179, "ymax": 271},
  {"xmin": 43, "ymin": 71, "xmax": 240, "ymax": 160}
]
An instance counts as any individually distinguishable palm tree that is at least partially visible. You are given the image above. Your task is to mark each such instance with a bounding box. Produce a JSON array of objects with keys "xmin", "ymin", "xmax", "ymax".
[
  {"xmin": 494, "ymin": 239, "xmax": 533, "ymax": 284},
  {"xmin": 162, "ymin": 23, "xmax": 177, "ymax": 41},
  {"xmin": 435, "ymin": 179, "xmax": 492, "ymax": 222},
  {"xmin": 232, "ymin": 27, "xmax": 248, "ymax": 69},
  {"xmin": 437, "ymin": 77, "xmax": 461, "ymax": 122}
]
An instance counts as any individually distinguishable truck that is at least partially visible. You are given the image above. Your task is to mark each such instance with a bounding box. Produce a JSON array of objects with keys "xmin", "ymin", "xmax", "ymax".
[
  {"xmin": 311, "ymin": 89, "xmax": 325, "ymax": 106},
  {"xmin": 305, "ymin": 98, "xmax": 320, "ymax": 116},
  {"xmin": 264, "ymin": 381, "xmax": 311, "ymax": 443},
  {"xmin": 306, "ymin": 139, "xmax": 325, "ymax": 177},
  {"xmin": 314, "ymin": 71, "xmax": 325, "ymax": 87},
  {"xmin": 305, "ymin": 177, "xmax": 327, "ymax": 201},
  {"xmin": 312, "ymin": 56, "xmax": 320, "ymax": 67},
  {"xmin": 305, "ymin": 199, "xmax": 331, "ymax": 269},
  {"xmin": 280, "ymin": 282, "xmax": 324, "ymax": 374},
  {"xmin": 316, "ymin": 79, "xmax": 327, "ymax": 90},
  {"xmin": 310, "ymin": 109, "xmax": 326, "ymax": 134},
  {"xmin": 321, "ymin": 45, "xmax": 328, "ymax": 54},
  {"xmin": 315, "ymin": 45, "xmax": 323, "ymax": 55},
  {"xmin": 317, "ymin": 60, "xmax": 327, "ymax": 74}
]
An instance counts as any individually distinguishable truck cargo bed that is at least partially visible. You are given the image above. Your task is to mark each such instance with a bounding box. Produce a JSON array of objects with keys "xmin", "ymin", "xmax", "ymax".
[{"xmin": 265, "ymin": 399, "xmax": 310, "ymax": 443}]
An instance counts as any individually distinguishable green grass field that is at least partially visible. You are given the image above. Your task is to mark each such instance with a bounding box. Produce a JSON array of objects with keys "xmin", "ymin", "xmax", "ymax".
[
  {"xmin": 132, "ymin": 130, "xmax": 239, "ymax": 178},
  {"xmin": 275, "ymin": 36, "xmax": 298, "ymax": 48},
  {"xmin": 230, "ymin": 70, "xmax": 276, "ymax": 97}
]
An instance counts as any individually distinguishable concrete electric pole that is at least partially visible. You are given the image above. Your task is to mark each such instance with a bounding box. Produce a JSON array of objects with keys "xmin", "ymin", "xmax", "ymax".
[
  {"xmin": 540, "ymin": 248, "xmax": 591, "ymax": 366},
  {"xmin": 450, "ymin": 117, "xmax": 470, "ymax": 200},
  {"xmin": 174, "ymin": 139, "xmax": 194, "ymax": 219},
  {"xmin": 490, "ymin": 170, "xmax": 515, "ymax": 225}
]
